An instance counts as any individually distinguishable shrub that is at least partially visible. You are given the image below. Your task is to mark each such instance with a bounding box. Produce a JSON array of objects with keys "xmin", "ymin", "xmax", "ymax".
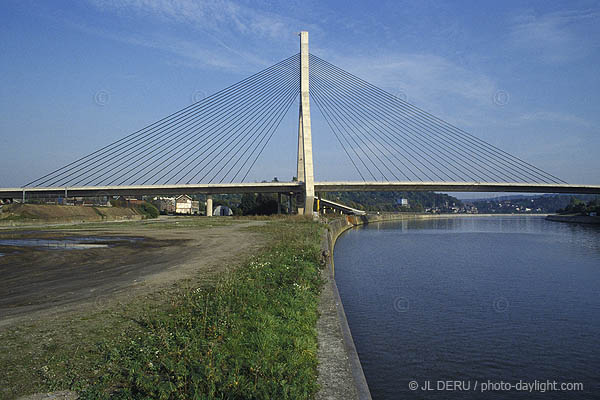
[{"xmin": 137, "ymin": 202, "xmax": 159, "ymax": 219}]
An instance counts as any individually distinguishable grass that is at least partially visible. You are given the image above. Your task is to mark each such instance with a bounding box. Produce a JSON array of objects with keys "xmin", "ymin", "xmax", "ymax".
[
  {"xmin": 0, "ymin": 214, "xmax": 30, "ymax": 222},
  {"xmin": 0, "ymin": 216, "xmax": 324, "ymax": 399}
]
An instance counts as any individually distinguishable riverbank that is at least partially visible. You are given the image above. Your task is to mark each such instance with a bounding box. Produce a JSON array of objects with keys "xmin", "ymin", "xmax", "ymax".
[
  {"xmin": 0, "ymin": 204, "xmax": 145, "ymax": 226},
  {"xmin": 316, "ymin": 226, "xmax": 370, "ymax": 400},
  {"xmin": 316, "ymin": 212, "xmax": 452, "ymax": 400},
  {"xmin": 316, "ymin": 212, "xmax": 544, "ymax": 399},
  {"xmin": 330, "ymin": 214, "xmax": 600, "ymax": 399},
  {"xmin": 546, "ymin": 214, "xmax": 600, "ymax": 224},
  {"xmin": 1, "ymin": 213, "xmax": 550, "ymax": 399},
  {"xmin": 1, "ymin": 216, "xmax": 324, "ymax": 399}
]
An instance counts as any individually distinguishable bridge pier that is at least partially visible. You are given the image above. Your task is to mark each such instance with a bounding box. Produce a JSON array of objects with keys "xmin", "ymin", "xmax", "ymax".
[
  {"xmin": 277, "ymin": 193, "xmax": 281, "ymax": 214},
  {"xmin": 206, "ymin": 195, "xmax": 213, "ymax": 217},
  {"xmin": 297, "ymin": 31, "xmax": 315, "ymax": 216}
]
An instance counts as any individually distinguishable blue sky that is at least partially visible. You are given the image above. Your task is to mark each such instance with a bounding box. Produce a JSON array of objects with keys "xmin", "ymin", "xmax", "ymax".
[{"xmin": 1, "ymin": 0, "xmax": 599, "ymax": 194}]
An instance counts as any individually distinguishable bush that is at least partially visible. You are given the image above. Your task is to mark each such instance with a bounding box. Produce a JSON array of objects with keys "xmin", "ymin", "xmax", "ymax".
[{"xmin": 137, "ymin": 202, "xmax": 159, "ymax": 219}]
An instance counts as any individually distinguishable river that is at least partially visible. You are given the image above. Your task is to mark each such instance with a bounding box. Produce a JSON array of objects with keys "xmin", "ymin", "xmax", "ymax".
[{"xmin": 333, "ymin": 216, "xmax": 600, "ymax": 399}]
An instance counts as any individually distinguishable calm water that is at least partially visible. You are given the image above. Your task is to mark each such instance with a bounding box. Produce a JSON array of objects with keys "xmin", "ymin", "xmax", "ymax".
[
  {"xmin": 334, "ymin": 216, "xmax": 600, "ymax": 399},
  {"xmin": 0, "ymin": 236, "xmax": 143, "ymax": 251}
]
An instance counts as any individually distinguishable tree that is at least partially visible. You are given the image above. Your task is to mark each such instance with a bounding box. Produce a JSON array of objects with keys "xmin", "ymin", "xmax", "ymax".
[
  {"xmin": 255, "ymin": 193, "xmax": 278, "ymax": 215},
  {"xmin": 239, "ymin": 193, "xmax": 257, "ymax": 215}
]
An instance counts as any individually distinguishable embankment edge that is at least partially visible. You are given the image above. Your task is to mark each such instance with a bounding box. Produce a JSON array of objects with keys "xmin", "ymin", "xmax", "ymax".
[{"xmin": 317, "ymin": 213, "xmax": 509, "ymax": 399}]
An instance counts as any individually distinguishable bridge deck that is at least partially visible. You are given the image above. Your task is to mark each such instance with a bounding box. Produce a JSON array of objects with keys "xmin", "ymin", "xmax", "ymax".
[
  {"xmin": 314, "ymin": 181, "xmax": 600, "ymax": 195},
  {"xmin": 319, "ymin": 198, "xmax": 366, "ymax": 215},
  {"xmin": 1, "ymin": 181, "xmax": 600, "ymax": 198}
]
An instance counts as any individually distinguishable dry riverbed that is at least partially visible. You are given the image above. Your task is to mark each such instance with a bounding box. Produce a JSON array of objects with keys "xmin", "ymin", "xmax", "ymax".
[
  {"xmin": 0, "ymin": 216, "xmax": 266, "ymax": 328},
  {"xmin": 0, "ymin": 216, "xmax": 273, "ymax": 399}
]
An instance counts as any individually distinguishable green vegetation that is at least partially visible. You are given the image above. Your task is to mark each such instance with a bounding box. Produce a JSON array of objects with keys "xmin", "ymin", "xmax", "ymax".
[
  {"xmin": 321, "ymin": 191, "xmax": 462, "ymax": 212},
  {"xmin": 137, "ymin": 201, "xmax": 159, "ymax": 219},
  {"xmin": 472, "ymin": 194, "xmax": 599, "ymax": 214},
  {"xmin": 0, "ymin": 217, "xmax": 323, "ymax": 399},
  {"xmin": 0, "ymin": 203, "xmax": 36, "ymax": 220},
  {"xmin": 0, "ymin": 213, "xmax": 30, "ymax": 222},
  {"xmin": 208, "ymin": 190, "xmax": 463, "ymax": 214},
  {"xmin": 188, "ymin": 193, "xmax": 288, "ymax": 216},
  {"xmin": 238, "ymin": 193, "xmax": 283, "ymax": 215},
  {"xmin": 557, "ymin": 197, "xmax": 600, "ymax": 215}
]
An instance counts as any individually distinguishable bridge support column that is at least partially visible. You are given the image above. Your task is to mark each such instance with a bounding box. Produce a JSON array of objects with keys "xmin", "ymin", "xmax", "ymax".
[
  {"xmin": 277, "ymin": 193, "xmax": 281, "ymax": 214},
  {"xmin": 296, "ymin": 192, "xmax": 304, "ymax": 215},
  {"xmin": 297, "ymin": 31, "xmax": 315, "ymax": 215},
  {"xmin": 206, "ymin": 196, "xmax": 213, "ymax": 217}
]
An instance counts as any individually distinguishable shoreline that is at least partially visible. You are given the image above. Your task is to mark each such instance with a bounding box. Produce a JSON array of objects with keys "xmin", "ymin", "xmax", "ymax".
[
  {"xmin": 316, "ymin": 212, "xmax": 550, "ymax": 399},
  {"xmin": 546, "ymin": 214, "xmax": 600, "ymax": 225}
]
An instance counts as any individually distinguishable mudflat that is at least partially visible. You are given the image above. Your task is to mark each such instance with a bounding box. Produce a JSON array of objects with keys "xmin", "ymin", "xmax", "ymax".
[{"xmin": 0, "ymin": 216, "xmax": 266, "ymax": 327}]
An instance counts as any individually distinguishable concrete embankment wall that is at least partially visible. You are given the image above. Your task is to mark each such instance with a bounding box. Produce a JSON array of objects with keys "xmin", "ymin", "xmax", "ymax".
[
  {"xmin": 0, "ymin": 204, "xmax": 145, "ymax": 227},
  {"xmin": 546, "ymin": 215, "xmax": 600, "ymax": 225},
  {"xmin": 318, "ymin": 213, "xmax": 426, "ymax": 400},
  {"xmin": 317, "ymin": 212, "xmax": 520, "ymax": 399},
  {"xmin": 317, "ymin": 221, "xmax": 371, "ymax": 400}
]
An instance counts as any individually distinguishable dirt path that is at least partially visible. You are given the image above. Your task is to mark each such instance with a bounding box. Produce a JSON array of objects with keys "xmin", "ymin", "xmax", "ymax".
[{"xmin": 0, "ymin": 217, "xmax": 267, "ymax": 328}]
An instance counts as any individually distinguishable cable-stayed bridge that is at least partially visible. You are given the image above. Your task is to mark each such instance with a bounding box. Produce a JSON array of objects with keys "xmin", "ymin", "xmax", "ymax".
[{"xmin": 1, "ymin": 32, "xmax": 599, "ymax": 214}]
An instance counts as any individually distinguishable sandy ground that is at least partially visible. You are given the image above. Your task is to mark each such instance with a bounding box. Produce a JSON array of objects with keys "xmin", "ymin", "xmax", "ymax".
[{"xmin": 0, "ymin": 217, "xmax": 266, "ymax": 328}]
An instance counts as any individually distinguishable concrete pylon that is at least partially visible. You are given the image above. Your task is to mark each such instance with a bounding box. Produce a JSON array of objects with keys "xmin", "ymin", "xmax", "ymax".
[
  {"xmin": 206, "ymin": 195, "xmax": 213, "ymax": 217},
  {"xmin": 297, "ymin": 31, "xmax": 315, "ymax": 215},
  {"xmin": 296, "ymin": 108, "xmax": 305, "ymax": 214}
]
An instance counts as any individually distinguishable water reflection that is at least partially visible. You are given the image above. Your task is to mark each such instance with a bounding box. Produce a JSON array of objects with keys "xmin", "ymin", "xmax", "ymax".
[
  {"xmin": 357, "ymin": 216, "xmax": 600, "ymax": 254},
  {"xmin": 0, "ymin": 236, "xmax": 143, "ymax": 251},
  {"xmin": 335, "ymin": 216, "xmax": 600, "ymax": 399}
]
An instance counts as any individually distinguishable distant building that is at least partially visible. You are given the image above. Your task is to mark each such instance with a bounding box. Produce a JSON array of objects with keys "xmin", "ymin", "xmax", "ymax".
[
  {"xmin": 175, "ymin": 195, "xmax": 200, "ymax": 215},
  {"xmin": 152, "ymin": 197, "xmax": 176, "ymax": 214},
  {"xmin": 54, "ymin": 196, "xmax": 110, "ymax": 206},
  {"xmin": 212, "ymin": 205, "xmax": 233, "ymax": 216},
  {"xmin": 117, "ymin": 196, "xmax": 145, "ymax": 206},
  {"xmin": 396, "ymin": 198, "xmax": 409, "ymax": 207}
]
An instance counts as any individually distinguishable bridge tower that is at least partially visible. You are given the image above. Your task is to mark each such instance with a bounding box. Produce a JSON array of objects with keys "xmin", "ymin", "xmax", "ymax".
[{"xmin": 297, "ymin": 31, "xmax": 315, "ymax": 215}]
